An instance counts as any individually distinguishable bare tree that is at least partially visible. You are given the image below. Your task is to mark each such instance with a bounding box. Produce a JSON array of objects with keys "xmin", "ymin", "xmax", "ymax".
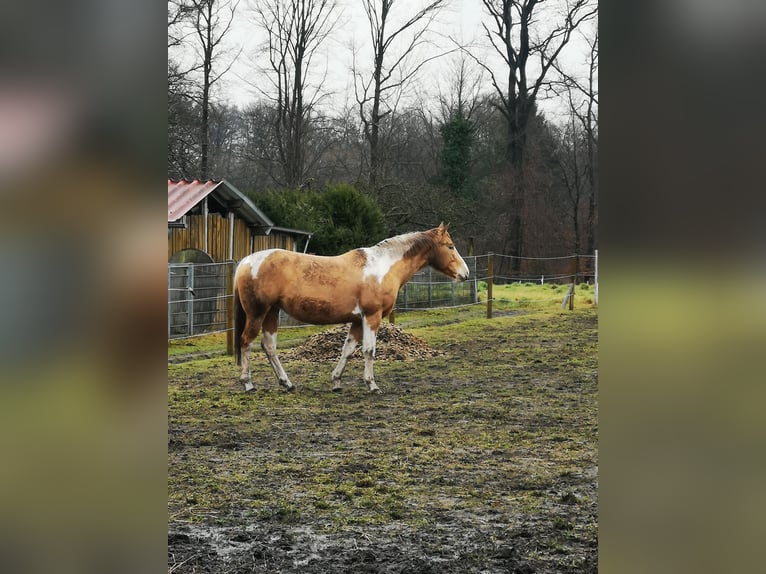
[
  {"xmin": 554, "ymin": 29, "xmax": 598, "ymax": 254},
  {"xmin": 467, "ymin": 0, "xmax": 597, "ymax": 266},
  {"xmin": 353, "ymin": 0, "xmax": 449, "ymax": 193},
  {"xmin": 169, "ymin": 0, "xmax": 201, "ymax": 180},
  {"xmin": 168, "ymin": 1, "xmax": 194, "ymax": 49},
  {"xmin": 555, "ymin": 91, "xmax": 589, "ymax": 253},
  {"xmin": 249, "ymin": 0, "xmax": 339, "ymax": 189},
  {"xmin": 168, "ymin": 1, "xmax": 196, "ymax": 111},
  {"xmin": 188, "ymin": 0, "xmax": 240, "ymax": 180},
  {"xmin": 168, "ymin": 61, "xmax": 201, "ymax": 179},
  {"xmin": 436, "ymin": 54, "xmax": 484, "ymax": 123}
]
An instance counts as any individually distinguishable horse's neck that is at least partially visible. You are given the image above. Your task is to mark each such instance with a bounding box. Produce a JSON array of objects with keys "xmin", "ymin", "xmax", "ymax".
[{"xmin": 385, "ymin": 241, "xmax": 431, "ymax": 288}]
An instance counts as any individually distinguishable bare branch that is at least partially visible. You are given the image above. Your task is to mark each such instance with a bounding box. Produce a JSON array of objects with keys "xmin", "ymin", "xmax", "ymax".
[
  {"xmin": 355, "ymin": 0, "xmax": 449, "ymax": 191},
  {"xmin": 247, "ymin": 0, "xmax": 340, "ymax": 188}
]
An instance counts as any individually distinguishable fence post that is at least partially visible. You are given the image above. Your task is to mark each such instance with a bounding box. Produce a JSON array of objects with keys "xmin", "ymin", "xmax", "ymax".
[
  {"xmin": 594, "ymin": 249, "xmax": 598, "ymax": 306},
  {"xmin": 167, "ymin": 267, "xmax": 172, "ymax": 339},
  {"xmin": 486, "ymin": 253, "xmax": 494, "ymax": 319},
  {"xmin": 428, "ymin": 267, "xmax": 432, "ymax": 307},
  {"xmin": 226, "ymin": 263, "xmax": 234, "ymax": 356},
  {"xmin": 187, "ymin": 265, "xmax": 195, "ymax": 336},
  {"xmin": 568, "ymin": 255, "xmax": 577, "ymax": 311}
]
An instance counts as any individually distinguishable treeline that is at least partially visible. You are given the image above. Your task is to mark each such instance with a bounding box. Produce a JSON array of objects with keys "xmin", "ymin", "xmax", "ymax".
[
  {"xmin": 169, "ymin": 91, "xmax": 596, "ymax": 256},
  {"xmin": 168, "ymin": 1, "xmax": 598, "ymax": 264}
]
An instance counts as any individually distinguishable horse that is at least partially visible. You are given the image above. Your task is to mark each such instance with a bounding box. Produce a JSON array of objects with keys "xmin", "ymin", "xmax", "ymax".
[{"xmin": 233, "ymin": 223, "xmax": 469, "ymax": 394}]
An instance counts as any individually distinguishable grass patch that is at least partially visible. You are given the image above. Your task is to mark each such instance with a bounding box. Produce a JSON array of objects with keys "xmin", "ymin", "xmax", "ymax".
[{"xmin": 168, "ymin": 296, "xmax": 598, "ymax": 572}]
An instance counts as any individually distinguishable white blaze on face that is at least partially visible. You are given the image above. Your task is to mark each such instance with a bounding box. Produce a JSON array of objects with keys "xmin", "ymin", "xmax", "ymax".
[
  {"xmin": 456, "ymin": 252, "xmax": 470, "ymax": 279},
  {"xmin": 236, "ymin": 248, "xmax": 279, "ymax": 281}
]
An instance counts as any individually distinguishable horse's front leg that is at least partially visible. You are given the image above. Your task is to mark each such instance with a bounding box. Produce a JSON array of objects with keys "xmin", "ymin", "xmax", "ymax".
[{"xmin": 361, "ymin": 313, "xmax": 382, "ymax": 394}]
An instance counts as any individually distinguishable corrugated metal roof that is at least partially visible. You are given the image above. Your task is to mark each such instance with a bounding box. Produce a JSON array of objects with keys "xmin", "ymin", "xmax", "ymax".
[
  {"xmin": 167, "ymin": 179, "xmax": 312, "ymax": 237},
  {"xmin": 167, "ymin": 178, "xmax": 276, "ymax": 229},
  {"xmin": 167, "ymin": 179, "xmax": 222, "ymax": 221}
]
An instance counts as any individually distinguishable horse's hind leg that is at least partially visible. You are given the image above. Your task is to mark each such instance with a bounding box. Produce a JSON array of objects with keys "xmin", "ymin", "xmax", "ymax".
[
  {"xmin": 261, "ymin": 307, "xmax": 294, "ymax": 392},
  {"xmin": 240, "ymin": 313, "xmax": 265, "ymax": 392},
  {"xmin": 331, "ymin": 321, "xmax": 362, "ymax": 392}
]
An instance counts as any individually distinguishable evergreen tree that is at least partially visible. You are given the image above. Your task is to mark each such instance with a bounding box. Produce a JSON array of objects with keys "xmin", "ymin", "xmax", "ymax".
[
  {"xmin": 249, "ymin": 184, "xmax": 385, "ymax": 256},
  {"xmin": 439, "ymin": 110, "xmax": 475, "ymax": 198}
]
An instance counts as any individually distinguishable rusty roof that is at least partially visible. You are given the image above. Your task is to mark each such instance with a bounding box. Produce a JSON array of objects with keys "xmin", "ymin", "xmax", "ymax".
[
  {"xmin": 167, "ymin": 179, "xmax": 222, "ymax": 222},
  {"xmin": 167, "ymin": 179, "xmax": 312, "ymax": 237},
  {"xmin": 167, "ymin": 178, "xmax": 274, "ymax": 227}
]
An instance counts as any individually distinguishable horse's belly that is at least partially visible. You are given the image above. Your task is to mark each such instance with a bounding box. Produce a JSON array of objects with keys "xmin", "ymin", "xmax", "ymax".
[{"xmin": 280, "ymin": 295, "xmax": 357, "ymax": 325}]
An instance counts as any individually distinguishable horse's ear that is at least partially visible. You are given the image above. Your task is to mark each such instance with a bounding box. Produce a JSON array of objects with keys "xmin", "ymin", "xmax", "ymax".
[{"xmin": 437, "ymin": 222, "xmax": 450, "ymax": 234}]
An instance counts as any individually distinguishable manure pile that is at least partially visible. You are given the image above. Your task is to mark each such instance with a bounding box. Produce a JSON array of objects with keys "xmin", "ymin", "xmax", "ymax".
[{"xmin": 283, "ymin": 323, "xmax": 445, "ymax": 362}]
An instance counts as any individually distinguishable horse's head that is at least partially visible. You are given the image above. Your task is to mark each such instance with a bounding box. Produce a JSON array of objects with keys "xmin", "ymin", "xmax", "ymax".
[{"xmin": 429, "ymin": 223, "xmax": 470, "ymax": 281}]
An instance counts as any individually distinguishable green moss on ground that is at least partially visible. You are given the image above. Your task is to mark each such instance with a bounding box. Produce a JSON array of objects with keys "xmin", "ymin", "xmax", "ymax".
[{"xmin": 168, "ymin": 298, "xmax": 598, "ymax": 572}]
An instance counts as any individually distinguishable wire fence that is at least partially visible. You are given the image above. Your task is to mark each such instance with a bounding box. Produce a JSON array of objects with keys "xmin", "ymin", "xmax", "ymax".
[
  {"xmin": 168, "ymin": 262, "xmax": 234, "ymax": 339},
  {"xmin": 167, "ymin": 252, "xmax": 598, "ymax": 340},
  {"xmin": 395, "ymin": 253, "xmax": 597, "ymax": 311}
]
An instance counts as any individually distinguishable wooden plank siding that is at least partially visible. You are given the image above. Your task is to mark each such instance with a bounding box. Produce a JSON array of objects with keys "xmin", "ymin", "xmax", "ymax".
[
  {"xmin": 206, "ymin": 213, "xmax": 229, "ymax": 262},
  {"xmin": 169, "ymin": 213, "xmax": 297, "ymax": 262},
  {"xmin": 233, "ymin": 218, "xmax": 251, "ymax": 261}
]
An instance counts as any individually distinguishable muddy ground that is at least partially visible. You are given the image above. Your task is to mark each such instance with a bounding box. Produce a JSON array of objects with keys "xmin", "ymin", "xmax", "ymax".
[{"xmin": 168, "ymin": 306, "xmax": 598, "ymax": 573}]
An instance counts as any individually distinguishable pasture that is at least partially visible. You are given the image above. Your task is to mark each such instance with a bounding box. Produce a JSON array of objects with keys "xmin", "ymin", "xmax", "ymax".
[{"xmin": 168, "ymin": 288, "xmax": 598, "ymax": 573}]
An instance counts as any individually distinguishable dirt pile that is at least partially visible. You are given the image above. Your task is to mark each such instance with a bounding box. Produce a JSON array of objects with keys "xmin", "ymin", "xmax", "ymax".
[{"xmin": 283, "ymin": 322, "xmax": 445, "ymax": 362}]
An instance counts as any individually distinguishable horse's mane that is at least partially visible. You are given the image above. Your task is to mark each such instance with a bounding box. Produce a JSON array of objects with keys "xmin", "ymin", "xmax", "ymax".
[{"xmin": 371, "ymin": 229, "xmax": 436, "ymax": 260}]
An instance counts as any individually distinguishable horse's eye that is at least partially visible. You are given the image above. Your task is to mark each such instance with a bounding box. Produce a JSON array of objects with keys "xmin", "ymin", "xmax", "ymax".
[{"xmin": 448, "ymin": 245, "xmax": 454, "ymax": 250}]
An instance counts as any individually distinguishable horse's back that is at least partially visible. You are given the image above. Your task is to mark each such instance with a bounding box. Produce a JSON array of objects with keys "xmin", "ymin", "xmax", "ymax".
[
  {"xmin": 235, "ymin": 248, "xmax": 283, "ymax": 280},
  {"xmin": 235, "ymin": 249, "xmax": 365, "ymax": 323}
]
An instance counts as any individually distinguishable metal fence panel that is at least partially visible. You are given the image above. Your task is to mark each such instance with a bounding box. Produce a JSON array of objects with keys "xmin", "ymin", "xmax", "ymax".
[
  {"xmin": 395, "ymin": 256, "xmax": 479, "ymax": 310},
  {"xmin": 168, "ymin": 262, "xmax": 234, "ymax": 339},
  {"xmin": 167, "ymin": 253, "xmax": 597, "ymax": 339}
]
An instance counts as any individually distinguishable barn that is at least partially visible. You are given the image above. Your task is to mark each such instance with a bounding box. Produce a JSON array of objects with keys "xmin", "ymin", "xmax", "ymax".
[
  {"xmin": 168, "ymin": 178, "xmax": 312, "ymax": 263},
  {"xmin": 168, "ymin": 179, "xmax": 312, "ymax": 338}
]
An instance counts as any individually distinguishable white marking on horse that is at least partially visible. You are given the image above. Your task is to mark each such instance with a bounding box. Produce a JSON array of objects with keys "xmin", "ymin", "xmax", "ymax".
[
  {"xmin": 456, "ymin": 252, "xmax": 470, "ymax": 280},
  {"xmin": 361, "ymin": 316, "xmax": 376, "ymax": 355},
  {"xmin": 237, "ymin": 249, "xmax": 279, "ymax": 281},
  {"xmin": 262, "ymin": 330, "xmax": 293, "ymax": 389},
  {"xmin": 331, "ymin": 330, "xmax": 359, "ymax": 389},
  {"xmin": 352, "ymin": 303, "xmax": 362, "ymax": 316},
  {"xmin": 361, "ymin": 315, "xmax": 380, "ymax": 392},
  {"xmin": 360, "ymin": 232, "xmax": 419, "ymax": 283}
]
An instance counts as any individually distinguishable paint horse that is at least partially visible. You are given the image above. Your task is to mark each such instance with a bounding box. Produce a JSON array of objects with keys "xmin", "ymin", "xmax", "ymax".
[{"xmin": 233, "ymin": 223, "xmax": 469, "ymax": 393}]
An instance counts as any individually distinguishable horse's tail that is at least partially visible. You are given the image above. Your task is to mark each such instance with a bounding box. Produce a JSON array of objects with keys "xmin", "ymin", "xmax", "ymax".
[{"xmin": 233, "ymin": 278, "xmax": 245, "ymax": 366}]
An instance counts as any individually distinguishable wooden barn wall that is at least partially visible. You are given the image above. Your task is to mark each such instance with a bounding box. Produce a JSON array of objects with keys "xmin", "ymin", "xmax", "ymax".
[
  {"xmin": 169, "ymin": 212, "xmax": 299, "ymax": 262},
  {"xmin": 233, "ymin": 219, "xmax": 251, "ymax": 261},
  {"xmin": 253, "ymin": 233, "xmax": 295, "ymax": 253},
  {"xmin": 206, "ymin": 213, "xmax": 229, "ymax": 262}
]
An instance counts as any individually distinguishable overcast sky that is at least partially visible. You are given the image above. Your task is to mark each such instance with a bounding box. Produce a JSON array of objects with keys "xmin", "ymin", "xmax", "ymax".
[{"xmin": 173, "ymin": 0, "xmax": 597, "ymax": 123}]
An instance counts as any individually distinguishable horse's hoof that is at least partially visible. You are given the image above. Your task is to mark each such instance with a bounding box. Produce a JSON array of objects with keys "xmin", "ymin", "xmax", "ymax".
[
  {"xmin": 243, "ymin": 381, "xmax": 255, "ymax": 392},
  {"xmin": 283, "ymin": 384, "xmax": 296, "ymax": 393},
  {"xmin": 332, "ymin": 385, "xmax": 342, "ymax": 393}
]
